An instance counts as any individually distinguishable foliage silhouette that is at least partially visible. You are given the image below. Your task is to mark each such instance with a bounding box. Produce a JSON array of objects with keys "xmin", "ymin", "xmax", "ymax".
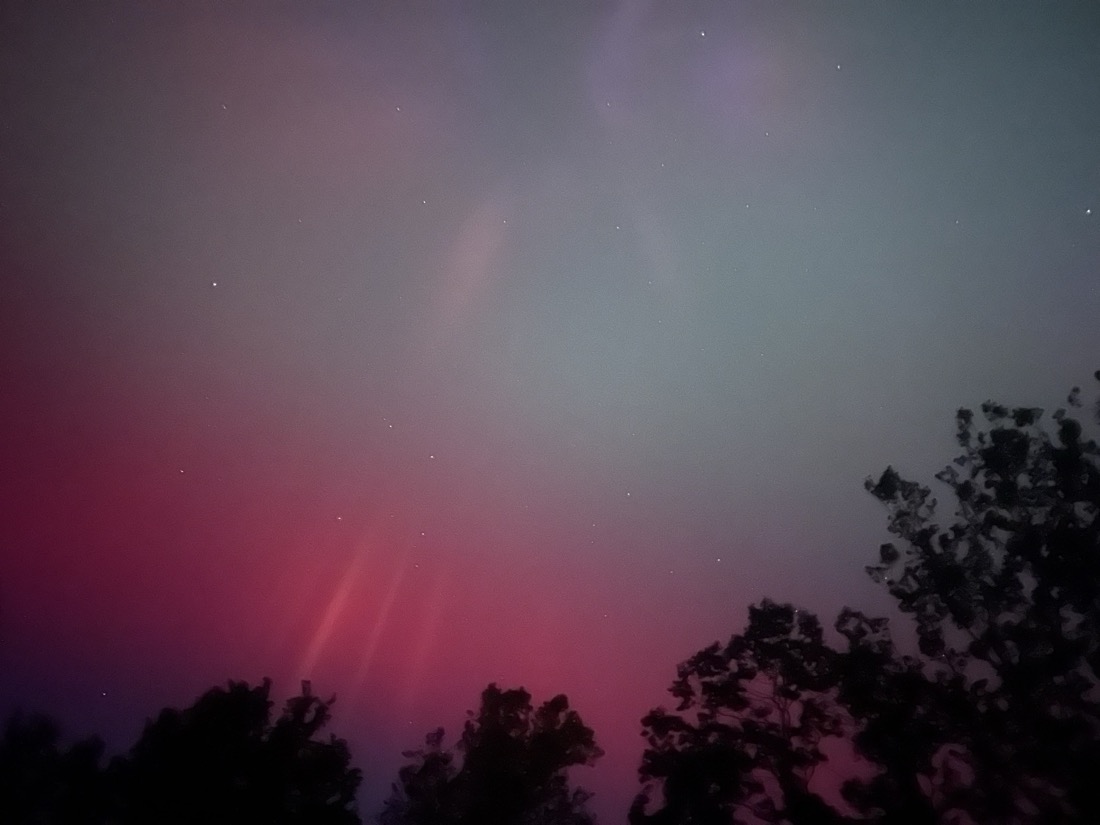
[
  {"xmin": 380, "ymin": 683, "xmax": 602, "ymax": 825},
  {"xmin": 856, "ymin": 375, "xmax": 1100, "ymax": 821},
  {"xmin": 0, "ymin": 711, "xmax": 108, "ymax": 825},
  {"xmin": 631, "ymin": 600, "xmax": 849, "ymax": 825},
  {"xmin": 634, "ymin": 374, "xmax": 1100, "ymax": 824},
  {"xmin": 111, "ymin": 678, "xmax": 361, "ymax": 825},
  {"xmin": 832, "ymin": 607, "xmax": 963, "ymax": 824}
]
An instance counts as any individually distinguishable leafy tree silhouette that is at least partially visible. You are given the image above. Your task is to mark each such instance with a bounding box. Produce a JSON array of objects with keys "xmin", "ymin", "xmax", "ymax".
[
  {"xmin": 832, "ymin": 608, "xmax": 964, "ymax": 824},
  {"xmin": 381, "ymin": 683, "xmax": 602, "ymax": 825},
  {"xmin": 110, "ymin": 678, "xmax": 361, "ymax": 825},
  {"xmin": 857, "ymin": 373, "xmax": 1100, "ymax": 822},
  {"xmin": 631, "ymin": 600, "xmax": 849, "ymax": 825},
  {"xmin": 0, "ymin": 711, "xmax": 108, "ymax": 824},
  {"xmin": 635, "ymin": 374, "xmax": 1100, "ymax": 824}
]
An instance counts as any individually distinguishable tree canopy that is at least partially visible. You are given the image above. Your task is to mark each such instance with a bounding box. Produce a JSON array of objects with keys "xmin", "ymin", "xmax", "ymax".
[
  {"xmin": 1, "ymin": 679, "xmax": 361, "ymax": 825},
  {"xmin": 112, "ymin": 678, "xmax": 361, "ymax": 825},
  {"xmin": 0, "ymin": 712, "xmax": 108, "ymax": 825},
  {"xmin": 381, "ymin": 683, "xmax": 603, "ymax": 825},
  {"xmin": 631, "ymin": 600, "xmax": 846, "ymax": 824},
  {"xmin": 634, "ymin": 374, "xmax": 1100, "ymax": 824},
  {"xmin": 858, "ymin": 376, "xmax": 1100, "ymax": 821}
]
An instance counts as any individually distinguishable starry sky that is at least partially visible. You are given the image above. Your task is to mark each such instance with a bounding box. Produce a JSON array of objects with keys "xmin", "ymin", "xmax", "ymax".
[{"xmin": 2, "ymin": 1, "xmax": 1099, "ymax": 819}]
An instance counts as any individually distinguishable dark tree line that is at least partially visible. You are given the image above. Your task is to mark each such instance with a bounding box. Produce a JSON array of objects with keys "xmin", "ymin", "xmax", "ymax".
[
  {"xmin": 0, "ymin": 680, "xmax": 599, "ymax": 825},
  {"xmin": 380, "ymin": 684, "xmax": 602, "ymax": 825},
  {"xmin": 1, "ymin": 679, "xmax": 360, "ymax": 825},
  {"xmin": 632, "ymin": 374, "xmax": 1100, "ymax": 824},
  {"xmin": 3, "ymin": 375, "xmax": 1097, "ymax": 824}
]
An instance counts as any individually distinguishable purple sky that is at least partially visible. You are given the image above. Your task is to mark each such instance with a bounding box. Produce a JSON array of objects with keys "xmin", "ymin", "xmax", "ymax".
[{"xmin": 2, "ymin": 2, "xmax": 1099, "ymax": 819}]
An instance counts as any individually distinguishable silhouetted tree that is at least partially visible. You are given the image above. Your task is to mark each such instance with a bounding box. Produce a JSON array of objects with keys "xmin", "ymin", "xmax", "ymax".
[
  {"xmin": 111, "ymin": 678, "xmax": 361, "ymax": 825},
  {"xmin": 858, "ymin": 374, "xmax": 1100, "ymax": 821},
  {"xmin": 833, "ymin": 608, "xmax": 967, "ymax": 824},
  {"xmin": 381, "ymin": 684, "xmax": 602, "ymax": 825},
  {"xmin": 632, "ymin": 600, "xmax": 849, "ymax": 825},
  {"xmin": 0, "ymin": 712, "xmax": 108, "ymax": 825},
  {"xmin": 636, "ymin": 374, "xmax": 1100, "ymax": 824}
]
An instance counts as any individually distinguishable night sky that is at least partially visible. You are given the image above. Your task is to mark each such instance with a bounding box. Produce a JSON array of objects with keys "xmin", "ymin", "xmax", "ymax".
[{"xmin": 2, "ymin": 2, "xmax": 1099, "ymax": 820}]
